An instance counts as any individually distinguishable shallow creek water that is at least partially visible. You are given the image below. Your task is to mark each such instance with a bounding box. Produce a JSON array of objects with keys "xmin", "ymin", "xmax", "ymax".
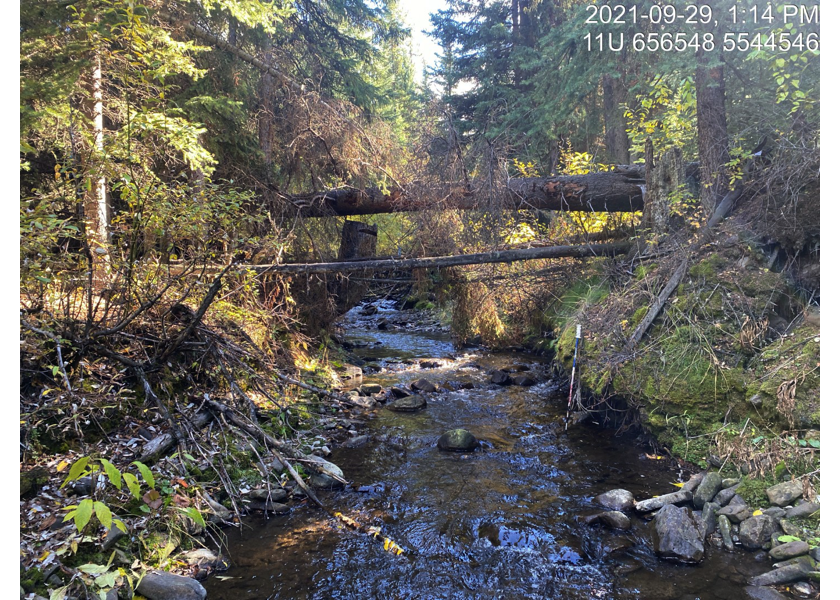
[{"xmin": 205, "ymin": 302, "xmax": 773, "ymax": 600}]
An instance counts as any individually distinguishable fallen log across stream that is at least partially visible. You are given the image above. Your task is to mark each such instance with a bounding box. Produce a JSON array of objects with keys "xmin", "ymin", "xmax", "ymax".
[
  {"xmin": 255, "ymin": 241, "xmax": 633, "ymax": 275},
  {"xmin": 281, "ymin": 172, "xmax": 645, "ymax": 217}
]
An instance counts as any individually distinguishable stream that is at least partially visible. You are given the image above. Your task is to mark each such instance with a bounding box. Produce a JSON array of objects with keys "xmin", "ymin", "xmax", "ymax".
[{"xmin": 205, "ymin": 300, "xmax": 770, "ymax": 600}]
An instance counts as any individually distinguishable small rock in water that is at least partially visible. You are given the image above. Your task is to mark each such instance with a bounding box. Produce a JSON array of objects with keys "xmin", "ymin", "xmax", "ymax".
[
  {"xmin": 410, "ymin": 378, "xmax": 438, "ymax": 393},
  {"xmin": 594, "ymin": 489, "xmax": 635, "ymax": 512},
  {"xmin": 360, "ymin": 383, "xmax": 382, "ymax": 396},
  {"xmin": 701, "ymin": 502, "xmax": 720, "ymax": 537},
  {"xmin": 341, "ymin": 435, "xmax": 371, "ymax": 449},
  {"xmin": 305, "ymin": 456, "xmax": 345, "ymax": 490},
  {"xmin": 597, "ymin": 511, "xmax": 632, "ymax": 530},
  {"xmin": 718, "ymin": 515, "xmax": 735, "ymax": 551},
  {"xmin": 135, "ymin": 571, "xmax": 207, "ymax": 600},
  {"xmin": 390, "ymin": 386, "xmax": 412, "ymax": 398},
  {"xmin": 766, "ymin": 480, "xmax": 804, "ymax": 506},
  {"xmin": 512, "ymin": 375, "xmax": 537, "ymax": 386},
  {"xmin": 651, "ymin": 504, "xmax": 705, "ymax": 563},
  {"xmin": 179, "ymin": 549, "xmax": 229, "ymax": 572},
  {"xmin": 793, "ymin": 582, "xmax": 815, "ymax": 597},
  {"xmin": 419, "ymin": 359, "xmax": 441, "ymax": 368},
  {"xmin": 388, "ymin": 395, "xmax": 427, "ymax": 412},
  {"xmin": 361, "ymin": 304, "xmax": 378, "ymax": 316},
  {"xmin": 750, "ymin": 562, "xmax": 812, "ymax": 586},
  {"xmin": 488, "ymin": 370, "xmax": 512, "ymax": 385},
  {"xmin": 437, "ymin": 429, "xmax": 479, "ymax": 452}
]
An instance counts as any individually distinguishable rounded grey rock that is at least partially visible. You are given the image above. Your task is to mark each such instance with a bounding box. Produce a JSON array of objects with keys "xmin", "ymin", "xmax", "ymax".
[{"xmin": 437, "ymin": 429, "xmax": 479, "ymax": 452}]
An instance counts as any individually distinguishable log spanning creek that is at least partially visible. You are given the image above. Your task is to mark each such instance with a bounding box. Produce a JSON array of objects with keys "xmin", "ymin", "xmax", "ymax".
[{"xmin": 205, "ymin": 300, "xmax": 772, "ymax": 600}]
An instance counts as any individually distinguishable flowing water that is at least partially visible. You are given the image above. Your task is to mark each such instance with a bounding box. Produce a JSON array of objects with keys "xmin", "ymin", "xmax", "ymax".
[{"xmin": 205, "ymin": 301, "xmax": 773, "ymax": 600}]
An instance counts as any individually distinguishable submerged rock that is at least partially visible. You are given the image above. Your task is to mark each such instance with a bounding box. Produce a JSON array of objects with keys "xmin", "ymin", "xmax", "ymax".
[
  {"xmin": 388, "ymin": 395, "xmax": 427, "ymax": 412},
  {"xmin": 488, "ymin": 370, "xmax": 512, "ymax": 385},
  {"xmin": 651, "ymin": 504, "xmax": 705, "ymax": 563},
  {"xmin": 512, "ymin": 374, "xmax": 537, "ymax": 386},
  {"xmin": 594, "ymin": 489, "xmax": 635, "ymax": 512},
  {"xmin": 597, "ymin": 511, "xmax": 632, "ymax": 530},
  {"xmin": 437, "ymin": 429, "xmax": 479, "ymax": 452}
]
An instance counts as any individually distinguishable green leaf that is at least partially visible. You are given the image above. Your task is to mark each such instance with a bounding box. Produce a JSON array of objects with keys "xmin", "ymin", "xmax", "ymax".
[
  {"xmin": 178, "ymin": 506, "xmax": 206, "ymax": 529},
  {"xmin": 61, "ymin": 456, "xmax": 90, "ymax": 488},
  {"xmin": 123, "ymin": 473, "xmax": 141, "ymax": 500},
  {"xmin": 94, "ymin": 570, "xmax": 117, "ymax": 588},
  {"xmin": 99, "ymin": 459, "xmax": 122, "ymax": 490},
  {"xmin": 93, "ymin": 501, "xmax": 112, "ymax": 531},
  {"xmin": 808, "ymin": 439, "xmax": 820, "ymax": 448},
  {"xmin": 50, "ymin": 584, "xmax": 70, "ymax": 600},
  {"xmin": 75, "ymin": 499, "xmax": 94, "ymax": 532},
  {"xmin": 132, "ymin": 461, "xmax": 155, "ymax": 488},
  {"xmin": 77, "ymin": 563, "xmax": 110, "ymax": 575}
]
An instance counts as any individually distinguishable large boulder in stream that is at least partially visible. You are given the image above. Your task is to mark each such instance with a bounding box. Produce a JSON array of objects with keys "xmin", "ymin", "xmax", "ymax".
[
  {"xmin": 388, "ymin": 395, "xmax": 427, "ymax": 412},
  {"xmin": 651, "ymin": 504, "xmax": 705, "ymax": 563},
  {"xmin": 437, "ymin": 429, "xmax": 479, "ymax": 452}
]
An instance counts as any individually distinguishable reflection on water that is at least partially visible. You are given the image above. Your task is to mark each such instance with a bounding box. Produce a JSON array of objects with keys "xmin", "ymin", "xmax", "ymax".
[{"xmin": 205, "ymin": 314, "xmax": 771, "ymax": 600}]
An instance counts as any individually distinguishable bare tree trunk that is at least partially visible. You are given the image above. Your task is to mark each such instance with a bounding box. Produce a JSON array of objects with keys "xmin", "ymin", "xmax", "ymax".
[
  {"xmin": 85, "ymin": 51, "xmax": 110, "ymax": 287},
  {"xmin": 602, "ymin": 74, "xmax": 630, "ymax": 164},
  {"xmin": 643, "ymin": 140, "xmax": 684, "ymax": 241},
  {"xmin": 696, "ymin": 50, "xmax": 729, "ymax": 214},
  {"xmin": 258, "ymin": 46, "xmax": 276, "ymax": 182},
  {"xmin": 332, "ymin": 221, "xmax": 378, "ymax": 314}
]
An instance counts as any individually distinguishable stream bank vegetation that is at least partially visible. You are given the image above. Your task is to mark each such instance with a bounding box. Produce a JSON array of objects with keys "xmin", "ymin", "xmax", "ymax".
[{"xmin": 21, "ymin": 0, "xmax": 818, "ymax": 598}]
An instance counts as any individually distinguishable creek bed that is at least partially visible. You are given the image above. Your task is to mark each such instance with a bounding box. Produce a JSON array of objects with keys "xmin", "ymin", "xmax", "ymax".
[{"xmin": 205, "ymin": 302, "xmax": 772, "ymax": 599}]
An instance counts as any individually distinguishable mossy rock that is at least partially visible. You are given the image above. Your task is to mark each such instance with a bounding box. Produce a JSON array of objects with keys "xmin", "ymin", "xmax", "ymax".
[{"xmin": 437, "ymin": 429, "xmax": 479, "ymax": 452}]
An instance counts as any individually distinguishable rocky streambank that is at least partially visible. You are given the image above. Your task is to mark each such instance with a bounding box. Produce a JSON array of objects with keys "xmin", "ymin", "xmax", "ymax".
[{"xmin": 590, "ymin": 473, "xmax": 820, "ymax": 597}]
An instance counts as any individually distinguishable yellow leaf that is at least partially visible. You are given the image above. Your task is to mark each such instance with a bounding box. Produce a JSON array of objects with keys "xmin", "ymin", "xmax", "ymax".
[
  {"xmin": 671, "ymin": 482, "xmax": 685, "ymax": 488},
  {"xmin": 39, "ymin": 550, "xmax": 51, "ymax": 561},
  {"xmin": 753, "ymin": 509, "xmax": 763, "ymax": 516},
  {"xmin": 56, "ymin": 460, "xmax": 69, "ymax": 473}
]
